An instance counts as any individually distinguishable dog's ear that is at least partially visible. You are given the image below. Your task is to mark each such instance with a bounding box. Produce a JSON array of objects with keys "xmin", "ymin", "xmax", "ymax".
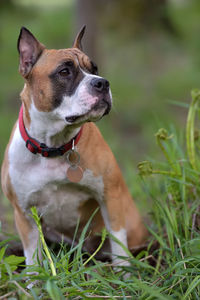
[
  {"xmin": 17, "ymin": 27, "xmax": 45, "ymax": 77},
  {"xmin": 72, "ymin": 25, "xmax": 86, "ymax": 51}
]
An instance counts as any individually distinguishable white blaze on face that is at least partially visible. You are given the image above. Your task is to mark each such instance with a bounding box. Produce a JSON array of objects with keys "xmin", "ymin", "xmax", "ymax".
[{"xmin": 55, "ymin": 73, "xmax": 110, "ymax": 123}]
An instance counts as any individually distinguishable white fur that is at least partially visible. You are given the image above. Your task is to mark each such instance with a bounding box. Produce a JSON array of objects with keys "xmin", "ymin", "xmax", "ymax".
[
  {"xmin": 110, "ymin": 228, "xmax": 130, "ymax": 266},
  {"xmin": 9, "ymin": 124, "xmax": 105, "ymax": 228},
  {"xmin": 24, "ymin": 226, "xmax": 41, "ymax": 265},
  {"xmin": 29, "ymin": 101, "xmax": 81, "ymax": 148}
]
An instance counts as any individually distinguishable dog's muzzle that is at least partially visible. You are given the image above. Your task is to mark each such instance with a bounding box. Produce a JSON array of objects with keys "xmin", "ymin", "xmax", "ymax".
[{"xmin": 65, "ymin": 77, "xmax": 112, "ymax": 124}]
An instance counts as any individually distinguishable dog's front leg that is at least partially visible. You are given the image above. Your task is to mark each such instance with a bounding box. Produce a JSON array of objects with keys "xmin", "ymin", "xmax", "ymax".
[
  {"xmin": 14, "ymin": 207, "xmax": 41, "ymax": 265},
  {"xmin": 98, "ymin": 197, "xmax": 130, "ymax": 267}
]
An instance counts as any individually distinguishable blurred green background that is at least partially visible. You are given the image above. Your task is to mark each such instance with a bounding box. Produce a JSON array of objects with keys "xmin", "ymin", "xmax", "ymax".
[{"xmin": 1, "ymin": 0, "xmax": 200, "ymax": 231}]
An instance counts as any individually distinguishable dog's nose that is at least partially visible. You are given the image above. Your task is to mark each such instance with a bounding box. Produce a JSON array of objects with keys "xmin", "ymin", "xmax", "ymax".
[{"xmin": 90, "ymin": 78, "xmax": 110, "ymax": 93}]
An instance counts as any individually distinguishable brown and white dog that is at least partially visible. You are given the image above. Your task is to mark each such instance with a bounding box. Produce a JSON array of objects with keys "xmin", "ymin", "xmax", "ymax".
[{"xmin": 1, "ymin": 27, "xmax": 146, "ymax": 266}]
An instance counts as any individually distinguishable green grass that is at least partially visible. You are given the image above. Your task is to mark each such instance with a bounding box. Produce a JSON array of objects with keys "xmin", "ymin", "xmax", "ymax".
[{"xmin": 1, "ymin": 90, "xmax": 200, "ymax": 299}]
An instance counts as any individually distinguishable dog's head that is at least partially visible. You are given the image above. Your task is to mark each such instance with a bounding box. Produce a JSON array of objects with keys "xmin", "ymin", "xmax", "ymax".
[{"xmin": 18, "ymin": 26, "xmax": 112, "ymax": 126}]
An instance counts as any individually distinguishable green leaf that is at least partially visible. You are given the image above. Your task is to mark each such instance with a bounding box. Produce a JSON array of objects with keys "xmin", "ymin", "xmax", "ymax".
[
  {"xmin": 0, "ymin": 246, "xmax": 6, "ymax": 261},
  {"xmin": 4, "ymin": 255, "xmax": 25, "ymax": 265},
  {"xmin": 46, "ymin": 279, "xmax": 64, "ymax": 300},
  {"xmin": 4, "ymin": 261, "xmax": 12, "ymax": 278},
  {"xmin": 183, "ymin": 276, "xmax": 200, "ymax": 299}
]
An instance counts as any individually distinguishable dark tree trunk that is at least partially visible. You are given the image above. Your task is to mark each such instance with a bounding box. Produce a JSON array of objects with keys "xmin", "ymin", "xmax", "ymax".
[{"xmin": 76, "ymin": 0, "xmax": 99, "ymax": 61}]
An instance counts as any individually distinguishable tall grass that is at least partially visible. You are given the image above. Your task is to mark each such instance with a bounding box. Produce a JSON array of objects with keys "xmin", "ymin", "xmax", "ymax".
[{"xmin": 1, "ymin": 90, "xmax": 200, "ymax": 299}]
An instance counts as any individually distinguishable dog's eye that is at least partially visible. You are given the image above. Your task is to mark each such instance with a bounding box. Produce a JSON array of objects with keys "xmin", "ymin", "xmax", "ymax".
[
  {"xmin": 91, "ymin": 61, "xmax": 98, "ymax": 75},
  {"xmin": 59, "ymin": 68, "xmax": 70, "ymax": 77}
]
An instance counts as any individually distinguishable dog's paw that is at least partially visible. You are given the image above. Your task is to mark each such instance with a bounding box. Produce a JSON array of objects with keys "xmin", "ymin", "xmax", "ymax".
[
  {"xmin": 26, "ymin": 280, "xmax": 40, "ymax": 290},
  {"xmin": 113, "ymin": 258, "xmax": 132, "ymax": 280},
  {"xmin": 25, "ymin": 271, "xmax": 40, "ymax": 289}
]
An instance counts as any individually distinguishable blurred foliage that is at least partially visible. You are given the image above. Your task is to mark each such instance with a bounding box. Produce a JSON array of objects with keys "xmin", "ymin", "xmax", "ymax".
[{"xmin": 101, "ymin": 0, "xmax": 178, "ymax": 36}]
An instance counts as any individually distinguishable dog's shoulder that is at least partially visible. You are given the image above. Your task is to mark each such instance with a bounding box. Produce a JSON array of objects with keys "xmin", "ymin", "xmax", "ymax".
[{"xmin": 79, "ymin": 122, "xmax": 119, "ymax": 176}]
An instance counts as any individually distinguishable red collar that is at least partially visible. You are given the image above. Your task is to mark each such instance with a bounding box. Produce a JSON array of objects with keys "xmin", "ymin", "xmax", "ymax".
[{"xmin": 19, "ymin": 105, "xmax": 83, "ymax": 157}]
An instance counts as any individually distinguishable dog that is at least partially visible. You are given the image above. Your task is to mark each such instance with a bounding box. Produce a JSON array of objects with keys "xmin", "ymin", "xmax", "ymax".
[{"xmin": 1, "ymin": 26, "xmax": 147, "ymax": 266}]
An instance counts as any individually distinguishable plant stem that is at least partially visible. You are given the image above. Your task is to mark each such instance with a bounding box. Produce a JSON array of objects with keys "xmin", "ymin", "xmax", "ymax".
[
  {"xmin": 31, "ymin": 207, "xmax": 57, "ymax": 276},
  {"xmin": 152, "ymin": 170, "xmax": 179, "ymax": 177},
  {"xmin": 156, "ymin": 138, "xmax": 178, "ymax": 173},
  {"xmin": 186, "ymin": 89, "xmax": 200, "ymax": 170},
  {"xmin": 83, "ymin": 228, "xmax": 107, "ymax": 266}
]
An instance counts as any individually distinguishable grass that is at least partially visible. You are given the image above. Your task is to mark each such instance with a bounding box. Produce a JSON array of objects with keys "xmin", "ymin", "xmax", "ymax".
[{"xmin": 1, "ymin": 90, "xmax": 200, "ymax": 299}]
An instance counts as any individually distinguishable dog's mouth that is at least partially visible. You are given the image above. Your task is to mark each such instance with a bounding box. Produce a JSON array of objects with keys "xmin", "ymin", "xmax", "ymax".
[
  {"xmin": 65, "ymin": 115, "xmax": 80, "ymax": 123},
  {"xmin": 65, "ymin": 99, "xmax": 111, "ymax": 124}
]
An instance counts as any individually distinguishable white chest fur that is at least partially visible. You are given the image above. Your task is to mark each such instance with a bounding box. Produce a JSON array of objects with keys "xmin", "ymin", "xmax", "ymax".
[{"xmin": 8, "ymin": 124, "xmax": 104, "ymax": 231}]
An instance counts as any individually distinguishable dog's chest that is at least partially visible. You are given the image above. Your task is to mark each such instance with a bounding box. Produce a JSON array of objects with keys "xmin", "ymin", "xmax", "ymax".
[{"xmin": 9, "ymin": 126, "xmax": 104, "ymax": 230}]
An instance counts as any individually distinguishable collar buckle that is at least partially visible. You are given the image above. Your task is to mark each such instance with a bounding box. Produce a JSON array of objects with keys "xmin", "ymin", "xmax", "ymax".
[
  {"xmin": 26, "ymin": 140, "xmax": 38, "ymax": 154},
  {"xmin": 40, "ymin": 143, "xmax": 65, "ymax": 157}
]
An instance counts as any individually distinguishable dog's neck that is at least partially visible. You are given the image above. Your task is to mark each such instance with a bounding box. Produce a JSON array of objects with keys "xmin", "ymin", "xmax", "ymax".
[{"xmin": 22, "ymin": 100, "xmax": 81, "ymax": 149}]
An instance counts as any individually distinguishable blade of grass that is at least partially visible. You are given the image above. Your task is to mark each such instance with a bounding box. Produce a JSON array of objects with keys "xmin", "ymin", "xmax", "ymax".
[{"xmin": 31, "ymin": 206, "xmax": 57, "ymax": 276}]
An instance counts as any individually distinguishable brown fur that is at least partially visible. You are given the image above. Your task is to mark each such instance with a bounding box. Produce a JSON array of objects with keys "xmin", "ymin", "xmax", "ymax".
[{"xmin": 77, "ymin": 123, "xmax": 147, "ymax": 248}]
